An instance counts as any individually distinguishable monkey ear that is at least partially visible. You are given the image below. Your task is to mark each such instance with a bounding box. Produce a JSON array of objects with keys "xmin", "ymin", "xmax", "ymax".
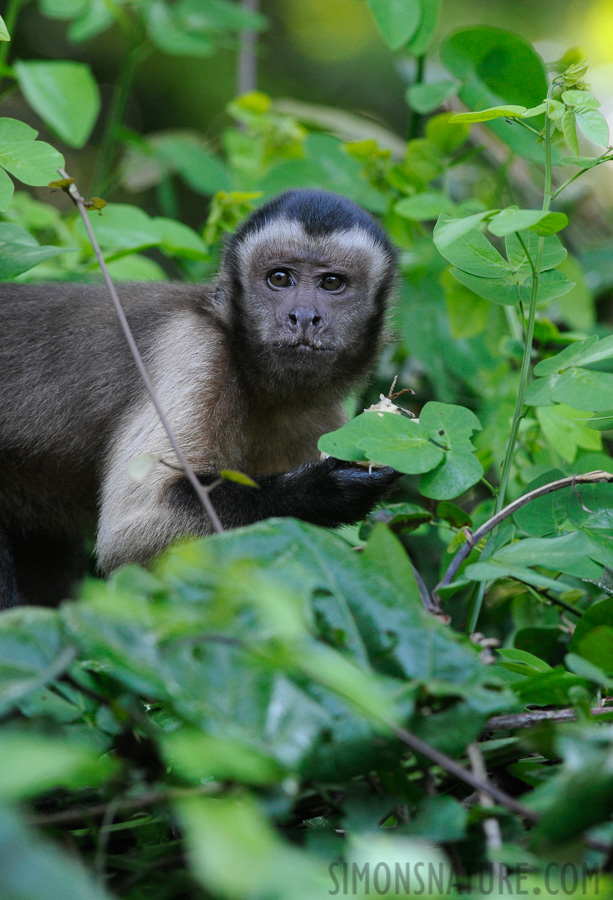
[{"xmin": 209, "ymin": 277, "xmax": 234, "ymax": 326}]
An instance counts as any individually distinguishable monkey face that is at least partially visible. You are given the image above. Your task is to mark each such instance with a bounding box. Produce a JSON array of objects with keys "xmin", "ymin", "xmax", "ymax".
[{"xmin": 230, "ymin": 218, "xmax": 395, "ymax": 394}]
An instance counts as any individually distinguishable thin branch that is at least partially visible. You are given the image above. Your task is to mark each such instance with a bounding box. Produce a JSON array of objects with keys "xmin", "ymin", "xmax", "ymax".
[
  {"xmin": 467, "ymin": 741, "xmax": 505, "ymax": 872},
  {"xmin": 59, "ymin": 170, "xmax": 224, "ymax": 534},
  {"xmin": 390, "ymin": 721, "xmax": 539, "ymax": 821},
  {"xmin": 30, "ymin": 784, "xmax": 222, "ymax": 829},
  {"xmin": 484, "ymin": 704, "xmax": 613, "ymax": 732},
  {"xmin": 434, "ymin": 470, "xmax": 613, "ymax": 605}
]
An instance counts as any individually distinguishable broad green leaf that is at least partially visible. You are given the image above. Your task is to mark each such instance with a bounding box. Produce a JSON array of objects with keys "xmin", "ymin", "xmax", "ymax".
[
  {"xmin": 419, "ymin": 450, "xmax": 483, "ymax": 500},
  {"xmin": 0, "ymin": 15, "xmax": 9, "ymax": 41},
  {"xmin": 585, "ymin": 410, "xmax": 613, "ymax": 432},
  {"xmin": 536, "ymin": 404, "xmax": 602, "ymax": 462},
  {"xmin": 0, "ymin": 118, "xmax": 38, "ymax": 141},
  {"xmin": 15, "ymin": 60, "xmax": 100, "ymax": 148},
  {"xmin": 432, "ymin": 210, "xmax": 495, "ymax": 250},
  {"xmin": 518, "ymin": 270, "xmax": 575, "ymax": 305},
  {"xmin": 488, "ymin": 207, "xmax": 568, "ymax": 237},
  {"xmin": 0, "ymin": 139, "xmax": 64, "ymax": 186},
  {"xmin": 395, "ymin": 191, "xmax": 454, "ymax": 221},
  {"xmin": 562, "ymin": 109, "xmax": 580, "ymax": 157},
  {"xmin": 570, "ymin": 599, "xmax": 613, "ymax": 651},
  {"xmin": 442, "ymin": 269, "xmax": 490, "ymax": 337},
  {"xmin": 487, "ymin": 531, "xmax": 606, "ymax": 580},
  {"xmin": 406, "ymin": 80, "xmax": 458, "ymax": 114},
  {"xmin": 152, "ymin": 132, "xmax": 232, "ymax": 195},
  {"xmin": 405, "ymin": 0, "xmax": 441, "ymax": 55},
  {"xmin": 450, "ymin": 104, "xmax": 528, "ymax": 122},
  {"xmin": 38, "ymin": 0, "xmax": 89, "ymax": 16},
  {"xmin": 0, "ymin": 807, "xmax": 114, "ymax": 900},
  {"xmin": 318, "ymin": 411, "xmax": 444, "ymax": 473},
  {"xmin": 576, "ymin": 108, "xmax": 609, "ymax": 147},
  {"xmin": 562, "ymin": 89, "xmax": 600, "ymax": 110},
  {"xmin": 153, "ymin": 216, "xmax": 209, "ymax": 259},
  {"xmin": 551, "ymin": 368, "xmax": 613, "ymax": 412},
  {"xmin": 145, "ymin": 0, "xmax": 215, "ymax": 56},
  {"xmin": 0, "ymin": 733, "xmax": 114, "ymax": 800},
  {"xmin": 367, "ymin": 0, "xmax": 420, "ymax": 50},
  {"xmin": 450, "ymin": 268, "xmax": 519, "ymax": 306},
  {"xmin": 575, "ymin": 627, "xmax": 613, "ymax": 676},
  {"xmin": 419, "ymin": 401, "xmax": 482, "ymax": 448},
  {"xmin": 0, "ymin": 167, "xmax": 13, "ymax": 210},
  {"xmin": 68, "ymin": 0, "xmax": 114, "ymax": 43},
  {"xmin": 510, "ymin": 668, "xmax": 591, "ymax": 706},
  {"xmin": 162, "ymin": 729, "xmax": 283, "ymax": 785},
  {"xmin": 533, "ymin": 335, "xmax": 598, "ymax": 376},
  {"xmin": 0, "ymin": 223, "xmax": 73, "ymax": 279},
  {"xmin": 513, "ymin": 469, "xmax": 569, "ymax": 536},
  {"xmin": 435, "ymin": 223, "xmax": 509, "ymax": 277},
  {"xmin": 440, "ymin": 28, "xmax": 548, "ymax": 163},
  {"xmin": 505, "ymin": 231, "xmax": 567, "ymax": 273},
  {"xmin": 81, "ymin": 204, "xmax": 162, "ymax": 253},
  {"xmin": 181, "ymin": 0, "xmax": 267, "ymax": 32},
  {"xmin": 465, "ymin": 560, "xmax": 575, "ymax": 594}
]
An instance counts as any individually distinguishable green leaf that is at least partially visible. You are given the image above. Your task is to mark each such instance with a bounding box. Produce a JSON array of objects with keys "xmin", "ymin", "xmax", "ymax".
[
  {"xmin": 395, "ymin": 191, "xmax": 455, "ymax": 221},
  {"xmin": 405, "ymin": 0, "xmax": 441, "ymax": 56},
  {"xmin": 505, "ymin": 231, "xmax": 567, "ymax": 272},
  {"xmin": 0, "ymin": 733, "xmax": 114, "ymax": 800},
  {"xmin": 434, "ymin": 219, "xmax": 509, "ymax": 277},
  {"xmin": 513, "ymin": 469, "xmax": 569, "ymax": 536},
  {"xmin": 0, "ymin": 167, "xmax": 13, "ymax": 210},
  {"xmin": 450, "ymin": 268, "xmax": 519, "ymax": 306},
  {"xmin": 550, "ymin": 368, "xmax": 613, "ymax": 412},
  {"xmin": 536, "ymin": 404, "xmax": 602, "ymax": 462},
  {"xmin": 406, "ymin": 80, "xmax": 458, "ymax": 114},
  {"xmin": 153, "ymin": 216, "xmax": 209, "ymax": 260},
  {"xmin": 15, "ymin": 60, "xmax": 100, "ymax": 148},
  {"xmin": 367, "ymin": 0, "xmax": 420, "ymax": 50},
  {"xmin": 0, "ymin": 807, "xmax": 114, "ymax": 900},
  {"xmin": 145, "ymin": 0, "xmax": 215, "ymax": 56},
  {"xmin": 576, "ymin": 108, "xmax": 610, "ymax": 147},
  {"xmin": 562, "ymin": 108, "xmax": 580, "ymax": 157},
  {"xmin": 0, "ymin": 15, "xmax": 9, "ymax": 41},
  {"xmin": 488, "ymin": 207, "xmax": 568, "ymax": 237},
  {"xmin": 440, "ymin": 28, "xmax": 548, "ymax": 163},
  {"xmin": 449, "ymin": 104, "xmax": 528, "ymax": 122},
  {"xmin": 0, "ymin": 139, "xmax": 64, "ymax": 186},
  {"xmin": 562, "ymin": 89, "xmax": 600, "ymax": 110},
  {"xmin": 585, "ymin": 410, "xmax": 613, "ymax": 432},
  {"xmin": 0, "ymin": 223, "xmax": 73, "ymax": 279},
  {"xmin": 318, "ymin": 411, "xmax": 444, "ymax": 473},
  {"xmin": 466, "ymin": 559, "xmax": 575, "ymax": 594},
  {"xmin": 419, "ymin": 450, "xmax": 483, "ymax": 500},
  {"xmin": 432, "ymin": 210, "xmax": 495, "ymax": 250}
]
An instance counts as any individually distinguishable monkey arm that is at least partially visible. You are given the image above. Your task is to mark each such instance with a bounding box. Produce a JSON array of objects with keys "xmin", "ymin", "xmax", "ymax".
[{"xmin": 168, "ymin": 457, "xmax": 402, "ymax": 531}]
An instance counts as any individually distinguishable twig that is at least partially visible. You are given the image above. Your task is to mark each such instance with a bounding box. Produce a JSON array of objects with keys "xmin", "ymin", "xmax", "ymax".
[
  {"xmin": 237, "ymin": 0, "xmax": 260, "ymax": 96},
  {"xmin": 390, "ymin": 722, "xmax": 540, "ymax": 822},
  {"xmin": 484, "ymin": 705, "xmax": 613, "ymax": 732},
  {"xmin": 30, "ymin": 784, "xmax": 222, "ymax": 829},
  {"xmin": 392, "ymin": 720, "xmax": 612, "ymax": 855},
  {"xmin": 433, "ymin": 470, "xmax": 613, "ymax": 605},
  {"xmin": 58, "ymin": 169, "xmax": 224, "ymax": 534},
  {"xmin": 467, "ymin": 742, "xmax": 504, "ymax": 871}
]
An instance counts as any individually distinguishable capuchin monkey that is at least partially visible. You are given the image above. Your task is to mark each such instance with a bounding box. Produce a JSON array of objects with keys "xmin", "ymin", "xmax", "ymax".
[{"xmin": 0, "ymin": 189, "xmax": 399, "ymax": 607}]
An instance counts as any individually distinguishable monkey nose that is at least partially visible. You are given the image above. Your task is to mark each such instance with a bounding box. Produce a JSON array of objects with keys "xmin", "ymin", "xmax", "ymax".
[{"xmin": 287, "ymin": 307, "xmax": 322, "ymax": 331}]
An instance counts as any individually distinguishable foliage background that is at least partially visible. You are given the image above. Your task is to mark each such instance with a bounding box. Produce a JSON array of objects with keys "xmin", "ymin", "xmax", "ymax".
[{"xmin": 1, "ymin": 1, "xmax": 613, "ymax": 898}]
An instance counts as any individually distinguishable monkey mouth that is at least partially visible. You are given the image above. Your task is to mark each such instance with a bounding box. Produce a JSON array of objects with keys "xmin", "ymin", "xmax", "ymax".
[{"xmin": 273, "ymin": 341, "xmax": 334, "ymax": 353}]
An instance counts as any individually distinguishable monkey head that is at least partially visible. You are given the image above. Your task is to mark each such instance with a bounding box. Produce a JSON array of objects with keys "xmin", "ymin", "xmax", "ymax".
[{"xmin": 217, "ymin": 190, "xmax": 398, "ymax": 398}]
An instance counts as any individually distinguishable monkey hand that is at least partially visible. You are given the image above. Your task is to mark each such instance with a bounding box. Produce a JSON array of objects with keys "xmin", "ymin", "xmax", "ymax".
[{"xmin": 278, "ymin": 457, "xmax": 402, "ymax": 529}]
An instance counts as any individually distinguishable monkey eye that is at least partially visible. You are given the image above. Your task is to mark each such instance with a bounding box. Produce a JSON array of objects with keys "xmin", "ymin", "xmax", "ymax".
[
  {"xmin": 320, "ymin": 274, "xmax": 345, "ymax": 292},
  {"xmin": 267, "ymin": 269, "xmax": 293, "ymax": 288}
]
